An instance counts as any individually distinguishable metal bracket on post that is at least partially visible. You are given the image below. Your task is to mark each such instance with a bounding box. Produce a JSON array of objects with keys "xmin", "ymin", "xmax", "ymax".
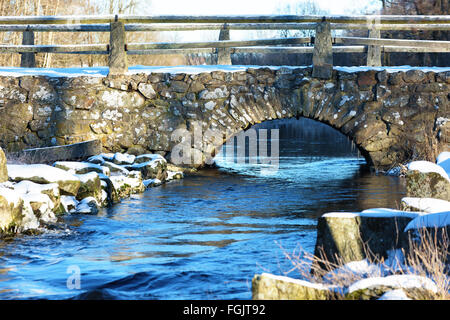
[
  {"xmin": 20, "ymin": 25, "xmax": 36, "ymax": 68},
  {"xmin": 108, "ymin": 15, "xmax": 128, "ymax": 76},
  {"xmin": 367, "ymin": 18, "xmax": 381, "ymax": 67},
  {"xmin": 217, "ymin": 23, "xmax": 232, "ymax": 65},
  {"xmin": 312, "ymin": 18, "xmax": 333, "ymax": 79}
]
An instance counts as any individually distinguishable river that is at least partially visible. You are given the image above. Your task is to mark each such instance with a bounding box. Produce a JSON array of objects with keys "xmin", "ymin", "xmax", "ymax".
[{"xmin": 0, "ymin": 118, "xmax": 405, "ymax": 299}]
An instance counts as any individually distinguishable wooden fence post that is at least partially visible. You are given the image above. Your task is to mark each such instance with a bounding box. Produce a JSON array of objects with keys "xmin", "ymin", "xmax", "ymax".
[
  {"xmin": 20, "ymin": 27, "xmax": 35, "ymax": 68},
  {"xmin": 108, "ymin": 16, "xmax": 128, "ymax": 75},
  {"xmin": 312, "ymin": 18, "xmax": 333, "ymax": 79},
  {"xmin": 367, "ymin": 23, "xmax": 381, "ymax": 66},
  {"xmin": 217, "ymin": 23, "xmax": 232, "ymax": 65}
]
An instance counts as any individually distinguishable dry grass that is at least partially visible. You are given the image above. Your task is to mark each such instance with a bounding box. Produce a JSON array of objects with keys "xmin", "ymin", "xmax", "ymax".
[{"xmin": 277, "ymin": 226, "xmax": 449, "ymax": 300}]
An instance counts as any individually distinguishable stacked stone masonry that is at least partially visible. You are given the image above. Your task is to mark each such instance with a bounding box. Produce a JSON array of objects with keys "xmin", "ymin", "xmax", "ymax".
[{"xmin": 0, "ymin": 67, "xmax": 448, "ymax": 169}]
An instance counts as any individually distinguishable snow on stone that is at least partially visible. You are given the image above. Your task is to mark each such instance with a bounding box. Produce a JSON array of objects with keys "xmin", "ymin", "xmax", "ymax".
[
  {"xmin": 378, "ymin": 289, "xmax": 411, "ymax": 300},
  {"xmin": 167, "ymin": 171, "xmax": 184, "ymax": 181},
  {"xmin": 259, "ymin": 273, "xmax": 333, "ymax": 291},
  {"xmin": 61, "ymin": 196, "xmax": 78, "ymax": 213},
  {"xmin": 75, "ymin": 171, "xmax": 100, "ymax": 184},
  {"xmin": 7, "ymin": 164, "xmax": 80, "ymax": 184},
  {"xmin": 401, "ymin": 197, "xmax": 450, "ymax": 213},
  {"xmin": 348, "ymin": 274, "xmax": 438, "ymax": 294},
  {"xmin": 407, "ymin": 160, "xmax": 450, "ymax": 182},
  {"xmin": 404, "ymin": 211, "xmax": 450, "ymax": 231},
  {"xmin": 135, "ymin": 154, "xmax": 166, "ymax": 163},
  {"xmin": 0, "ymin": 187, "xmax": 39, "ymax": 230},
  {"xmin": 13, "ymin": 180, "xmax": 59, "ymax": 197},
  {"xmin": 112, "ymin": 153, "xmax": 136, "ymax": 165},
  {"xmin": 75, "ymin": 197, "xmax": 99, "ymax": 214},
  {"xmin": 323, "ymin": 259, "xmax": 383, "ymax": 283},
  {"xmin": 54, "ymin": 161, "xmax": 110, "ymax": 176},
  {"xmin": 143, "ymin": 178, "xmax": 162, "ymax": 188},
  {"xmin": 86, "ymin": 155, "xmax": 105, "ymax": 165}
]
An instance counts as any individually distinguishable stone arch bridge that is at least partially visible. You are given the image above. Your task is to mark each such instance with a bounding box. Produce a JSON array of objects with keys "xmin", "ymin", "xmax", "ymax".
[{"xmin": 0, "ymin": 66, "xmax": 448, "ymax": 170}]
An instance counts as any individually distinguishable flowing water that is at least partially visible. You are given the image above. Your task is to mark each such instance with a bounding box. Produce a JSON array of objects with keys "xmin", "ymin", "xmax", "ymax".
[{"xmin": 0, "ymin": 118, "xmax": 405, "ymax": 299}]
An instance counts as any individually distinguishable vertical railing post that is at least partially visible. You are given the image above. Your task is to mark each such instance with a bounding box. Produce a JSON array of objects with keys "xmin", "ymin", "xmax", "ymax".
[
  {"xmin": 20, "ymin": 26, "xmax": 35, "ymax": 68},
  {"xmin": 108, "ymin": 15, "xmax": 128, "ymax": 75},
  {"xmin": 312, "ymin": 18, "xmax": 333, "ymax": 79},
  {"xmin": 367, "ymin": 20, "xmax": 381, "ymax": 67},
  {"xmin": 217, "ymin": 23, "xmax": 232, "ymax": 65}
]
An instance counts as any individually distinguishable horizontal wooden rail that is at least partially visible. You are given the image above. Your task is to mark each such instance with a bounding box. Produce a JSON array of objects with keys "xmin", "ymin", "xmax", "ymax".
[
  {"xmin": 0, "ymin": 15, "xmax": 449, "ymax": 25},
  {"xmin": 1, "ymin": 22, "xmax": 450, "ymax": 32},
  {"xmin": 335, "ymin": 36, "xmax": 450, "ymax": 50},
  {"xmin": 0, "ymin": 44, "xmax": 108, "ymax": 53},
  {"xmin": 127, "ymin": 37, "xmax": 312, "ymax": 51}
]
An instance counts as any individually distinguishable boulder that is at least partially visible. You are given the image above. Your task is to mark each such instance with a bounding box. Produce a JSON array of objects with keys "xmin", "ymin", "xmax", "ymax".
[
  {"xmin": 109, "ymin": 171, "xmax": 146, "ymax": 199},
  {"xmin": 0, "ymin": 147, "xmax": 7, "ymax": 183},
  {"xmin": 346, "ymin": 275, "xmax": 437, "ymax": 300},
  {"xmin": 21, "ymin": 193, "xmax": 56, "ymax": 224},
  {"xmin": 75, "ymin": 197, "xmax": 99, "ymax": 215},
  {"xmin": 75, "ymin": 172, "xmax": 102, "ymax": 204},
  {"xmin": 14, "ymin": 181, "xmax": 63, "ymax": 214},
  {"xmin": 313, "ymin": 211, "xmax": 416, "ymax": 272},
  {"xmin": 125, "ymin": 158, "xmax": 167, "ymax": 181},
  {"xmin": 102, "ymin": 161, "xmax": 130, "ymax": 175},
  {"xmin": 7, "ymin": 164, "xmax": 81, "ymax": 196},
  {"xmin": 0, "ymin": 187, "xmax": 39, "ymax": 234},
  {"xmin": 406, "ymin": 161, "xmax": 450, "ymax": 201},
  {"xmin": 252, "ymin": 273, "xmax": 334, "ymax": 300},
  {"xmin": 112, "ymin": 153, "xmax": 135, "ymax": 165}
]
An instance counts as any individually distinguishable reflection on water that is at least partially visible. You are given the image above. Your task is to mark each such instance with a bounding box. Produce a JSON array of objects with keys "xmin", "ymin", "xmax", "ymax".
[{"xmin": 0, "ymin": 118, "xmax": 405, "ymax": 299}]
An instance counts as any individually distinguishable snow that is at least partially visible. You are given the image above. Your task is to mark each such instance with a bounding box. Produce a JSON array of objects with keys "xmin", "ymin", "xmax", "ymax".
[
  {"xmin": 13, "ymin": 180, "xmax": 59, "ymax": 197},
  {"xmin": 7, "ymin": 164, "xmax": 80, "ymax": 183},
  {"xmin": 75, "ymin": 197, "xmax": 99, "ymax": 214},
  {"xmin": 404, "ymin": 211, "xmax": 450, "ymax": 231},
  {"xmin": 407, "ymin": 161, "xmax": 450, "ymax": 182},
  {"xmin": 378, "ymin": 289, "xmax": 411, "ymax": 300},
  {"xmin": 436, "ymin": 151, "xmax": 450, "ymax": 176},
  {"xmin": 135, "ymin": 154, "xmax": 166, "ymax": 163},
  {"xmin": 348, "ymin": 274, "xmax": 438, "ymax": 294},
  {"xmin": 54, "ymin": 161, "xmax": 110, "ymax": 176},
  {"xmin": 74, "ymin": 172, "xmax": 100, "ymax": 184},
  {"xmin": 0, "ymin": 65, "xmax": 448, "ymax": 78},
  {"xmin": 401, "ymin": 197, "xmax": 450, "ymax": 213},
  {"xmin": 60, "ymin": 196, "xmax": 78, "ymax": 213},
  {"xmin": 323, "ymin": 259, "xmax": 383, "ymax": 283},
  {"xmin": 143, "ymin": 178, "xmax": 162, "ymax": 188},
  {"xmin": 112, "ymin": 153, "xmax": 136, "ymax": 165}
]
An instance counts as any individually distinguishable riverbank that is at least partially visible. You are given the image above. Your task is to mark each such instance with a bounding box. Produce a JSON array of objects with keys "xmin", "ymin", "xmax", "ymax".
[
  {"xmin": 253, "ymin": 151, "xmax": 450, "ymax": 300},
  {"xmin": 0, "ymin": 146, "xmax": 184, "ymax": 236}
]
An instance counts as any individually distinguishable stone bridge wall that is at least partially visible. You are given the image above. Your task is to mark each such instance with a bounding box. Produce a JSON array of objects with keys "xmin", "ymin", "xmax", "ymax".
[{"xmin": 0, "ymin": 66, "xmax": 448, "ymax": 169}]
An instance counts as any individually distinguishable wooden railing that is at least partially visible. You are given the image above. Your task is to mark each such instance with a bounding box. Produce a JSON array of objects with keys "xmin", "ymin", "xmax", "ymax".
[{"xmin": 0, "ymin": 15, "xmax": 449, "ymax": 78}]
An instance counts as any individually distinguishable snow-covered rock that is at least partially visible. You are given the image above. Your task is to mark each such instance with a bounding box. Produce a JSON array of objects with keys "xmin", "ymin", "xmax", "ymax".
[
  {"xmin": 75, "ymin": 197, "xmax": 99, "ymax": 215},
  {"xmin": 252, "ymin": 273, "xmax": 335, "ymax": 300},
  {"xmin": 0, "ymin": 187, "xmax": 39, "ymax": 233},
  {"xmin": 377, "ymin": 289, "xmax": 411, "ymax": 300},
  {"xmin": 7, "ymin": 164, "xmax": 81, "ymax": 196},
  {"xmin": 346, "ymin": 274, "xmax": 437, "ymax": 300},
  {"xmin": 401, "ymin": 197, "xmax": 450, "ymax": 213},
  {"xmin": 112, "ymin": 153, "xmax": 135, "ymax": 165},
  {"xmin": 60, "ymin": 196, "xmax": 78, "ymax": 213},
  {"xmin": 408, "ymin": 161, "xmax": 449, "ymax": 182},
  {"xmin": 54, "ymin": 161, "xmax": 110, "ymax": 176},
  {"xmin": 74, "ymin": 172, "xmax": 102, "ymax": 204}
]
